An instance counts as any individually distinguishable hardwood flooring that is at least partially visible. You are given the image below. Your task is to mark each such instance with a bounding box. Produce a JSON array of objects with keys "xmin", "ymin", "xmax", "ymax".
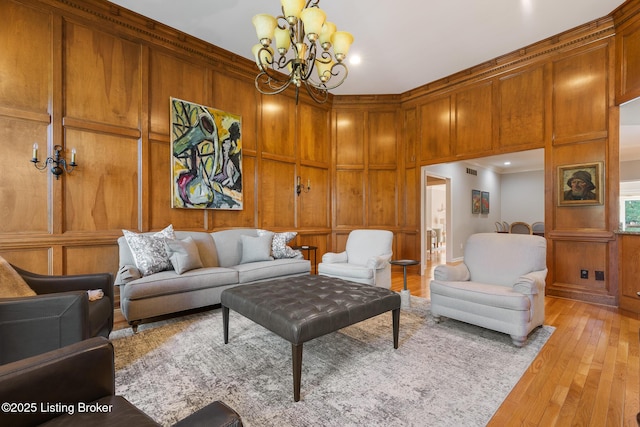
[{"xmin": 390, "ymin": 248, "xmax": 640, "ymax": 426}]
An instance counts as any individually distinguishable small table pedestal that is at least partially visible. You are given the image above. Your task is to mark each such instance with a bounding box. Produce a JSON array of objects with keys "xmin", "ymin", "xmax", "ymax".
[{"xmin": 389, "ymin": 259, "xmax": 420, "ymax": 309}]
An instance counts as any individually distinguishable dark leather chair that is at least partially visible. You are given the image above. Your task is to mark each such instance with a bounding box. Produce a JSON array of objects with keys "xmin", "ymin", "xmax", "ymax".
[
  {"xmin": 0, "ymin": 266, "xmax": 113, "ymax": 364},
  {"xmin": 0, "ymin": 337, "xmax": 243, "ymax": 427}
]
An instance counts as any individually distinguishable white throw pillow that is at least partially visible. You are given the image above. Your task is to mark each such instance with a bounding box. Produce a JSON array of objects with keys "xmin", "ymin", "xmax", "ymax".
[
  {"xmin": 240, "ymin": 234, "xmax": 274, "ymax": 264},
  {"xmin": 165, "ymin": 236, "xmax": 204, "ymax": 274},
  {"xmin": 122, "ymin": 224, "xmax": 175, "ymax": 276}
]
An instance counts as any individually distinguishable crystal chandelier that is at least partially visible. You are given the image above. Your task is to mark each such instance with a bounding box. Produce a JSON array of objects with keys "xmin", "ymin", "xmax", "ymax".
[{"xmin": 251, "ymin": 0, "xmax": 354, "ymax": 104}]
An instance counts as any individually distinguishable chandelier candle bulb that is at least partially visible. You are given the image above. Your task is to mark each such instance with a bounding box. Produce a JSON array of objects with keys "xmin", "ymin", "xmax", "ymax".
[
  {"xmin": 32, "ymin": 142, "xmax": 38, "ymax": 161},
  {"xmin": 299, "ymin": 7, "xmax": 326, "ymax": 41},
  {"xmin": 252, "ymin": 14, "xmax": 277, "ymax": 46},
  {"xmin": 274, "ymin": 27, "xmax": 291, "ymax": 53},
  {"xmin": 319, "ymin": 21, "xmax": 336, "ymax": 49},
  {"xmin": 281, "ymin": 0, "xmax": 305, "ymax": 22},
  {"xmin": 71, "ymin": 148, "xmax": 77, "ymax": 165},
  {"xmin": 331, "ymin": 31, "xmax": 354, "ymax": 61}
]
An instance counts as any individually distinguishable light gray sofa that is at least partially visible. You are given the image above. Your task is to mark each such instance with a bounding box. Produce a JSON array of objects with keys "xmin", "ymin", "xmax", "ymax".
[
  {"xmin": 429, "ymin": 233, "xmax": 547, "ymax": 347},
  {"xmin": 115, "ymin": 228, "xmax": 310, "ymax": 331}
]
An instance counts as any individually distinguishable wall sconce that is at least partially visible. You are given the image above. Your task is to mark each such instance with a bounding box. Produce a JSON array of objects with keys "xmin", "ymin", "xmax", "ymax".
[
  {"xmin": 31, "ymin": 143, "xmax": 77, "ymax": 179},
  {"xmin": 296, "ymin": 176, "xmax": 310, "ymax": 196}
]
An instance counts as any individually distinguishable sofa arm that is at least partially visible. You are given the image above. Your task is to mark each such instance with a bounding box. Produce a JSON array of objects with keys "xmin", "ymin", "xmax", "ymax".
[
  {"xmin": 433, "ymin": 263, "xmax": 470, "ymax": 281},
  {"xmin": 0, "ymin": 337, "xmax": 114, "ymax": 426},
  {"xmin": 114, "ymin": 265, "xmax": 142, "ymax": 287},
  {"xmin": 513, "ymin": 269, "xmax": 548, "ymax": 295},
  {"xmin": 0, "ymin": 292, "xmax": 91, "ymax": 364},
  {"xmin": 366, "ymin": 252, "xmax": 392, "ymax": 270},
  {"xmin": 322, "ymin": 251, "xmax": 348, "ymax": 264}
]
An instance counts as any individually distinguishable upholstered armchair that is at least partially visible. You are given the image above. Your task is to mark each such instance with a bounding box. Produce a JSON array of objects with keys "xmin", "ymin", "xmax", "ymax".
[
  {"xmin": 0, "ymin": 337, "xmax": 243, "ymax": 426},
  {"xmin": 0, "ymin": 261, "xmax": 113, "ymax": 364},
  {"xmin": 429, "ymin": 233, "xmax": 547, "ymax": 347},
  {"xmin": 318, "ymin": 229, "xmax": 393, "ymax": 288}
]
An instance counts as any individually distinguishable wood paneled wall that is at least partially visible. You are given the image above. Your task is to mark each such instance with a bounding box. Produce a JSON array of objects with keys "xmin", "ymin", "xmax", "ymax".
[
  {"xmin": 0, "ymin": 0, "xmax": 332, "ymax": 277},
  {"xmin": 2, "ymin": 0, "xmax": 640, "ymax": 309}
]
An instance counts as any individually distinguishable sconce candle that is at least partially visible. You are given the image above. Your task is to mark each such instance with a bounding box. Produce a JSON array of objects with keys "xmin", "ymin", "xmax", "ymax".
[{"xmin": 31, "ymin": 144, "xmax": 78, "ymax": 179}]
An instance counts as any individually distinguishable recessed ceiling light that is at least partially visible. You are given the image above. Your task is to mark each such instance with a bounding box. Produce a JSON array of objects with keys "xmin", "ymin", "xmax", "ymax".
[
  {"xmin": 504, "ymin": 161, "xmax": 511, "ymax": 166},
  {"xmin": 349, "ymin": 54, "xmax": 361, "ymax": 66}
]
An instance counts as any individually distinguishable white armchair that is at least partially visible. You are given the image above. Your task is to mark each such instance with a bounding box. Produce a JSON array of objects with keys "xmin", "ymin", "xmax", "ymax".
[
  {"xmin": 429, "ymin": 233, "xmax": 547, "ymax": 347},
  {"xmin": 318, "ymin": 229, "xmax": 393, "ymax": 288}
]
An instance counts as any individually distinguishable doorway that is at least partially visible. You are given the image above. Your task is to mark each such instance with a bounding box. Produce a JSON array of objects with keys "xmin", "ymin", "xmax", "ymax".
[{"xmin": 421, "ymin": 172, "xmax": 451, "ymax": 275}]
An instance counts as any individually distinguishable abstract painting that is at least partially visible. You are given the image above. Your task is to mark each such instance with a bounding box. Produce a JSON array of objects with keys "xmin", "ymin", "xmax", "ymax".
[{"xmin": 170, "ymin": 97, "xmax": 242, "ymax": 209}]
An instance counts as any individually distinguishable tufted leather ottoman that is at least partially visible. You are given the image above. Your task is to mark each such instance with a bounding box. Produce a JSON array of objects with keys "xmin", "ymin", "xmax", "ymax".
[{"xmin": 221, "ymin": 275, "xmax": 401, "ymax": 402}]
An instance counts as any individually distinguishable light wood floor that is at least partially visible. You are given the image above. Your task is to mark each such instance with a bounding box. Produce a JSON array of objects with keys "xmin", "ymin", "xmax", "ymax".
[{"xmin": 390, "ymin": 249, "xmax": 640, "ymax": 426}]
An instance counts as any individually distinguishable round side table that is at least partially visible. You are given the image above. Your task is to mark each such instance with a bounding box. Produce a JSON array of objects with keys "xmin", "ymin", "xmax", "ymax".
[{"xmin": 390, "ymin": 259, "xmax": 419, "ymax": 308}]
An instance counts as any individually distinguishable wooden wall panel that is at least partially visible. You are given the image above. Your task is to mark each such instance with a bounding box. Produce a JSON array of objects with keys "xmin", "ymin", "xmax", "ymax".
[
  {"xmin": 498, "ymin": 66, "xmax": 546, "ymax": 148},
  {"xmin": 616, "ymin": 14, "xmax": 640, "ymax": 102},
  {"xmin": 368, "ymin": 169, "xmax": 397, "ymax": 226},
  {"xmin": 299, "ymin": 166, "xmax": 329, "ymax": 228},
  {"xmin": 0, "ymin": 249, "xmax": 50, "ymax": 275},
  {"xmin": 65, "ymin": 244, "xmax": 119, "ymax": 276},
  {"xmin": 0, "ymin": 118, "xmax": 49, "ymax": 234},
  {"xmin": 335, "ymin": 111, "xmax": 364, "ymax": 166},
  {"xmin": 149, "ymin": 50, "xmax": 209, "ymax": 137},
  {"xmin": 259, "ymin": 159, "xmax": 295, "ymax": 228},
  {"xmin": 552, "ymin": 140, "xmax": 607, "ymax": 230},
  {"xmin": 64, "ymin": 129, "xmax": 138, "ymax": 232},
  {"xmin": 618, "ymin": 234, "xmax": 640, "ymax": 313},
  {"xmin": 260, "ymin": 97, "xmax": 296, "ymax": 158},
  {"xmin": 368, "ymin": 111, "xmax": 398, "ymax": 166},
  {"xmin": 335, "ymin": 170, "xmax": 364, "ymax": 226},
  {"xmin": 553, "ymin": 240, "xmax": 609, "ymax": 292},
  {"xmin": 64, "ymin": 22, "xmax": 141, "ymax": 129},
  {"xmin": 404, "ymin": 167, "xmax": 418, "ymax": 228},
  {"xmin": 0, "ymin": 1, "xmax": 50, "ymax": 113},
  {"xmin": 553, "ymin": 44, "xmax": 609, "ymax": 143},
  {"xmin": 419, "ymin": 97, "xmax": 451, "ymax": 162},
  {"xmin": 455, "ymin": 83, "xmax": 493, "ymax": 156},
  {"xmin": 404, "ymin": 108, "xmax": 417, "ymax": 164},
  {"xmin": 299, "ymin": 103, "xmax": 330, "ymax": 164}
]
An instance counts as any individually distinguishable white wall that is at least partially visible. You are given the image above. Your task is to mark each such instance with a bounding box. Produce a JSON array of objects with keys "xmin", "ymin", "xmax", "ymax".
[
  {"xmin": 500, "ymin": 170, "xmax": 545, "ymax": 224},
  {"xmin": 423, "ymin": 163, "xmax": 543, "ymax": 262}
]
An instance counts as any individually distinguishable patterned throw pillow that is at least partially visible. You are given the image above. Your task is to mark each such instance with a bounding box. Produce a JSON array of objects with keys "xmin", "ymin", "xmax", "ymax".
[
  {"xmin": 122, "ymin": 224, "xmax": 175, "ymax": 276},
  {"xmin": 258, "ymin": 230, "xmax": 300, "ymax": 259}
]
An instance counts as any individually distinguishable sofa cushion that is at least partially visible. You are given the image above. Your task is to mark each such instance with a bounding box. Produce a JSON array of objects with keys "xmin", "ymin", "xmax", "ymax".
[
  {"xmin": 240, "ymin": 234, "xmax": 274, "ymax": 264},
  {"xmin": 122, "ymin": 225, "xmax": 175, "ymax": 276},
  {"xmin": 315, "ymin": 262, "xmax": 374, "ymax": 280},
  {"xmin": 430, "ymin": 280, "xmax": 531, "ymax": 311},
  {"xmin": 211, "ymin": 229, "xmax": 259, "ymax": 267},
  {"xmin": 233, "ymin": 258, "xmax": 310, "ymax": 283},
  {"xmin": 121, "ymin": 267, "xmax": 238, "ymax": 301},
  {"xmin": 165, "ymin": 236, "xmax": 204, "ymax": 274}
]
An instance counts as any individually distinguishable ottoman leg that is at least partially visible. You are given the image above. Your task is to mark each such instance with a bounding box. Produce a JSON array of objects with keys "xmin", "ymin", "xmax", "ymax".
[
  {"xmin": 223, "ymin": 305, "xmax": 229, "ymax": 344},
  {"xmin": 392, "ymin": 308, "xmax": 400, "ymax": 349},
  {"xmin": 292, "ymin": 343, "xmax": 303, "ymax": 402}
]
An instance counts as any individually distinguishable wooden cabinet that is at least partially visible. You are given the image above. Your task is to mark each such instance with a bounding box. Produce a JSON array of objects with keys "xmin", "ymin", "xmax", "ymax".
[{"xmin": 618, "ymin": 233, "xmax": 640, "ymax": 314}]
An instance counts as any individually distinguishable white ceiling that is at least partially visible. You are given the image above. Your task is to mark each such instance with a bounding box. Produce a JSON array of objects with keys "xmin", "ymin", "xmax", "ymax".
[
  {"xmin": 106, "ymin": 0, "xmax": 639, "ymax": 172},
  {"xmin": 107, "ymin": 0, "xmax": 625, "ymax": 96}
]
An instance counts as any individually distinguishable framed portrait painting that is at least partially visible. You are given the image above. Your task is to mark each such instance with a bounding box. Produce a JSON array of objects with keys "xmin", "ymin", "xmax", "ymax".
[
  {"xmin": 472, "ymin": 190, "xmax": 481, "ymax": 214},
  {"xmin": 557, "ymin": 162, "xmax": 603, "ymax": 206},
  {"xmin": 481, "ymin": 191, "xmax": 490, "ymax": 214}
]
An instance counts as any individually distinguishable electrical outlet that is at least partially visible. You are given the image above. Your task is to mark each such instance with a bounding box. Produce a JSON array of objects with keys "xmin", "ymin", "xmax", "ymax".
[
  {"xmin": 595, "ymin": 271, "xmax": 605, "ymax": 281},
  {"xmin": 580, "ymin": 269, "xmax": 588, "ymax": 279}
]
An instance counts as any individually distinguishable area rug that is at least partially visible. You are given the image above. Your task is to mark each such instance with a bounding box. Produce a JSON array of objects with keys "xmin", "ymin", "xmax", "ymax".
[{"xmin": 111, "ymin": 297, "xmax": 553, "ymax": 427}]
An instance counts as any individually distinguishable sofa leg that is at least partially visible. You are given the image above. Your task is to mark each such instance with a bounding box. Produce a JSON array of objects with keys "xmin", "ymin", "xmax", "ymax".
[
  {"xmin": 511, "ymin": 335, "xmax": 526, "ymax": 347},
  {"xmin": 433, "ymin": 315, "xmax": 442, "ymax": 323},
  {"xmin": 129, "ymin": 321, "xmax": 140, "ymax": 334}
]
